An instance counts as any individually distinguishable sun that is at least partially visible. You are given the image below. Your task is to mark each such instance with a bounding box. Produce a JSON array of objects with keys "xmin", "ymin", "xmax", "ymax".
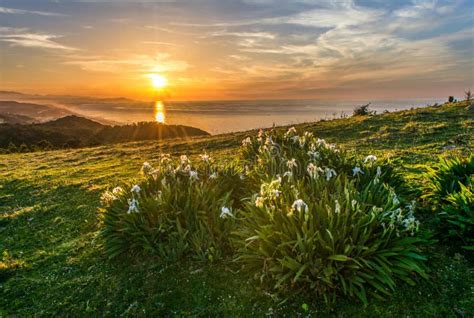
[{"xmin": 149, "ymin": 74, "xmax": 168, "ymax": 89}]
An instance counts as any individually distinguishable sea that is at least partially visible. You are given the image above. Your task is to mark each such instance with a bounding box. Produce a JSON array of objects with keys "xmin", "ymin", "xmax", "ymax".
[{"xmin": 75, "ymin": 98, "xmax": 445, "ymax": 134}]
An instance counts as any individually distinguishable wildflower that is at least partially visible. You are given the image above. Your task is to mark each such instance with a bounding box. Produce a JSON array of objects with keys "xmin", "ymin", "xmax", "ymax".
[
  {"xmin": 324, "ymin": 168, "xmax": 337, "ymax": 181},
  {"xmin": 376, "ymin": 166, "xmax": 382, "ymax": 177},
  {"xmin": 112, "ymin": 187, "xmax": 124, "ymax": 195},
  {"xmin": 180, "ymin": 155, "xmax": 189, "ymax": 164},
  {"xmin": 390, "ymin": 189, "xmax": 400, "ymax": 205},
  {"xmin": 209, "ymin": 172, "xmax": 218, "ymax": 179},
  {"xmin": 255, "ymin": 196, "xmax": 265, "ymax": 208},
  {"xmin": 189, "ymin": 170, "xmax": 199, "ymax": 181},
  {"xmin": 316, "ymin": 138, "xmax": 327, "ymax": 147},
  {"xmin": 265, "ymin": 136, "xmax": 274, "ymax": 145},
  {"xmin": 285, "ymin": 127, "xmax": 297, "ymax": 137},
  {"xmin": 160, "ymin": 154, "xmax": 171, "ymax": 163},
  {"xmin": 100, "ymin": 191, "xmax": 116, "ymax": 205},
  {"xmin": 307, "ymin": 163, "xmax": 323, "ymax": 179},
  {"xmin": 141, "ymin": 162, "xmax": 153, "ymax": 175},
  {"xmin": 283, "ymin": 171, "xmax": 293, "ymax": 178},
  {"xmin": 127, "ymin": 198, "xmax": 139, "ymax": 214},
  {"xmin": 304, "ymin": 131, "xmax": 313, "ymax": 138},
  {"xmin": 199, "ymin": 153, "xmax": 210, "ymax": 163},
  {"xmin": 364, "ymin": 155, "xmax": 377, "ymax": 163},
  {"xmin": 183, "ymin": 164, "xmax": 192, "ymax": 172},
  {"xmin": 258, "ymin": 129, "xmax": 264, "ymax": 138},
  {"xmin": 307, "ymin": 150, "xmax": 320, "ymax": 160},
  {"xmin": 220, "ymin": 206, "xmax": 234, "ymax": 219},
  {"xmin": 298, "ymin": 136, "xmax": 306, "ymax": 148},
  {"xmin": 352, "ymin": 166, "xmax": 364, "ymax": 176},
  {"xmin": 290, "ymin": 136, "xmax": 299, "ymax": 143},
  {"xmin": 131, "ymin": 184, "xmax": 141, "ymax": 194},
  {"xmin": 239, "ymin": 173, "xmax": 246, "ymax": 180},
  {"xmin": 287, "ymin": 158, "xmax": 298, "ymax": 169},
  {"xmin": 242, "ymin": 137, "xmax": 252, "ymax": 147},
  {"xmin": 334, "ymin": 200, "xmax": 341, "ymax": 214},
  {"xmin": 291, "ymin": 199, "xmax": 308, "ymax": 213}
]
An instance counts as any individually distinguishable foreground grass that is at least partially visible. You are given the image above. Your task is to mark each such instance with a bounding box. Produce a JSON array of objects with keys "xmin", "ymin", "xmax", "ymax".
[{"xmin": 1, "ymin": 101, "xmax": 473, "ymax": 316}]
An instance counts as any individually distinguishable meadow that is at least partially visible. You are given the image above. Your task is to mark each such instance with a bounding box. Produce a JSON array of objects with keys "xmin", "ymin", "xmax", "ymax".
[{"xmin": 1, "ymin": 101, "xmax": 473, "ymax": 317}]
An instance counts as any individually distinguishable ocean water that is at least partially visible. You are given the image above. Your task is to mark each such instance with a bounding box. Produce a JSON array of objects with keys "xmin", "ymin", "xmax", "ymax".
[{"xmin": 74, "ymin": 98, "xmax": 444, "ymax": 134}]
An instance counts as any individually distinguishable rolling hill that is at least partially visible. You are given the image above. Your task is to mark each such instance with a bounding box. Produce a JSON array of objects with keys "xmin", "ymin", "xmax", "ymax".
[
  {"xmin": 0, "ymin": 101, "xmax": 472, "ymax": 317},
  {"xmin": 0, "ymin": 115, "xmax": 210, "ymax": 150}
]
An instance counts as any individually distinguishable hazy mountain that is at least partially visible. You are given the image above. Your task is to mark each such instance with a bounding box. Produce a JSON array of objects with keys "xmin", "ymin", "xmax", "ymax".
[{"xmin": 0, "ymin": 100, "xmax": 74, "ymax": 121}]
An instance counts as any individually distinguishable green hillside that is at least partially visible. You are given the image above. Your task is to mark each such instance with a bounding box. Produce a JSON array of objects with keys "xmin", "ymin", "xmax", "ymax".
[{"xmin": 0, "ymin": 101, "xmax": 473, "ymax": 316}]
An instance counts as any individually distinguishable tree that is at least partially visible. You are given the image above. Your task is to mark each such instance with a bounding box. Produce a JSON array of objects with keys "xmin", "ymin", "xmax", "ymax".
[{"xmin": 353, "ymin": 103, "xmax": 374, "ymax": 116}]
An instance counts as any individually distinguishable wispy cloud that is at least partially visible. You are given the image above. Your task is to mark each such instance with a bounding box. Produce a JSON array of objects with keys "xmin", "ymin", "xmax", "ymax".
[
  {"xmin": 0, "ymin": 27, "xmax": 77, "ymax": 51},
  {"xmin": 0, "ymin": 6, "xmax": 65, "ymax": 17}
]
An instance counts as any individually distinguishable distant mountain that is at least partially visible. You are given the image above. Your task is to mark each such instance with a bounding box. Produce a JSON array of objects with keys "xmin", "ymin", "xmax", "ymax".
[
  {"xmin": 0, "ymin": 113, "xmax": 37, "ymax": 124},
  {"xmin": 0, "ymin": 115, "xmax": 209, "ymax": 151},
  {"xmin": 0, "ymin": 100, "xmax": 74, "ymax": 121}
]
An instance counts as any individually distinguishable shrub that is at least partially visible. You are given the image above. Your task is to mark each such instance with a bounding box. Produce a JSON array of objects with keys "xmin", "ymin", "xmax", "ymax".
[
  {"xmin": 353, "ymin": 103, "xmax": 374, "ymax": 116},
  {"xmin": 425, "ymin": 155, "xmax": 474, "ymax": 249},
  {"xmin": 234, "ymin": 128, "xmax": 426, "ymax": 304},
  {"xmin": 99, "ymin": 154, "xmax": 241, "ymax": 262}
]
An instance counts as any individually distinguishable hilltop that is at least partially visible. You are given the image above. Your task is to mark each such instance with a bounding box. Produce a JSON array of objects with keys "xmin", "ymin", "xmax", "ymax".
[
  {"xmin": 0, "ymin": 115, "xmax": 210, "ymax": 151},
  {"xmin": 0, "ymin": 101, "xmax": 472, "ymax": 317}
]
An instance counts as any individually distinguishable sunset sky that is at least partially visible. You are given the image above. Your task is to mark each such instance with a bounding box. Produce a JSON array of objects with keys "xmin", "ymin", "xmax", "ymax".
[{"xmin": 0, "ymin": 0, "xmax": 473, "ymax": 100}]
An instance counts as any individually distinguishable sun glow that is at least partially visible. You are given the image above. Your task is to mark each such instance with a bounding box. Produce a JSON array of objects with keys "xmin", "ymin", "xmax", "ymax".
[
  {"xmin": 155, "ymin": 100, "xmax": 166, "ymax": 123},
  {"xmin": 150, "ymin": 74, "xmax": 168, "ymax": 89}
]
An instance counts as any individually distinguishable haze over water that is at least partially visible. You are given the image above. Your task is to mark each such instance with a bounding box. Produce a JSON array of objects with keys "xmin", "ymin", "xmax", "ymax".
[{"xmin": 76, "ymin": 98, "xmax": 444, "ymax": 134}]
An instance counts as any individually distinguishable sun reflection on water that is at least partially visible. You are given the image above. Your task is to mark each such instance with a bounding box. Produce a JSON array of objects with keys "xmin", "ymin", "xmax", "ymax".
[{"xmin": 154, "ymin": 100, "xmax": 166, "ymax": 123}]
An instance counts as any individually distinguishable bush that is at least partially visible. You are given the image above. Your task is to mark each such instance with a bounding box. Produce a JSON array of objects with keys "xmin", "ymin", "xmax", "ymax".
[
  {"xmin": 353, "ymin": 103, "xmax": 374, "ymax": 116},
  {"xmin": 234, "ymin": 128, "xmax": 426, "ymax": 304},
  {"xmin": 99, "ymin": 154, "xmax": 242, "ymax": 262},
  {"xmin": 99, "ymin": 127, "xmax": 427, "ymax": 305},
  {"xmin": 424, "ymin": 155, "xmax": 474, "ymax": 249}
]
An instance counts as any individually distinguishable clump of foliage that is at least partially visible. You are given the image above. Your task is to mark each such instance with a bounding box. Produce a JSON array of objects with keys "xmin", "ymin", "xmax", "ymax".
[
  {"xmin": 233, "ymin": 128, "xmax": 426, "ymax": 304},
  {"xmin": 353, "ymin": 103, "xmax": 374, "ymax": 116},
  {"xmin": 99, "ymin": 126, "xmax": 428, "ymax": 305},
  {"xmin": 424, "ymin": 155, "xmax": 474, "ymax": 249},
  {"xmin": 98, "ymin": 154, "xmax": 243, "ymax": 262}
]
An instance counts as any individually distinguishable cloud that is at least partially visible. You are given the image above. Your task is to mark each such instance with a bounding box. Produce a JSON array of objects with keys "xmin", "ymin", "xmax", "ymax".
[
  {"xmin": 65, "ymin": 53, "xmax": 189, "ymax": 74},
  {"xmin": 0, "ymin": 27, "xmax": 77, "ymax": 51},
  {"xmin": 0, "ymin": 6, "xmax": 65, "ymax": 16}
]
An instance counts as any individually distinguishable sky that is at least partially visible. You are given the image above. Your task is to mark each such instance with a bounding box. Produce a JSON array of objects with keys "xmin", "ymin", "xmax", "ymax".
[{"xmin": 0, "ymin": 0, "xmax": 473, "ymax": 100}]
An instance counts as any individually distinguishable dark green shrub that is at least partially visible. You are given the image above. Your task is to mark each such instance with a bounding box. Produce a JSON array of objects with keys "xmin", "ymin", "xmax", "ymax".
[
  {"xmin": 234, "ymin": 128, "xmax": 427, "ymax": 304},
  {"xmin": 99, "ymin": 155, "xmax": 240, "ymax": 262},
  {"xmin": 424, "ymin": 155, "xmax": 474, "ymax": 249}
]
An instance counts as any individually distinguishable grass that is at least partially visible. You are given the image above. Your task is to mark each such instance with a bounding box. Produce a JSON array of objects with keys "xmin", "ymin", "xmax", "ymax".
[{"xmin": 1, "ymin": 101, "xmax": 473, "ymax": 316}]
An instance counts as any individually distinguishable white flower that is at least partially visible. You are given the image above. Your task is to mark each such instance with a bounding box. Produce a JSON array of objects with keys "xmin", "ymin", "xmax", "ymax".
[
  {"xmin": 291, "ymin": 199, "xmax": 308, "ymax": 213},
  {"xmin": 287, "ymin": 158, "xmax": 298, "ymax": 169},
  {"xmin": 180, "ymin": 155, "xmax": 189, "ymax": 164},
  {"xmin": 364, "ymin": 155, "xmax": 377, "ymax": 163},
  {"xmin": 189, "ymin": 170, "xmax": 199, "ymax": 180},
  {"xmin": 131, "ymin": 184, "xmax": 141, "ymax": 194},
  {"xmin": 376, "ymin": 166, "xmax": 382, "ymax": 177},
  {"xmin": 290, "ymin": 135, "xmax": 299, "ymax": 143},
  {"xmin": 334, "ymin": 200, "xmax": 341, "ymax": 214},
  {"xmin": 316, "ymin": 138, "xmax": 327, "ymax": 146},
  {"xmin": 272, "ymin": 189, "xmax": 282, "ymax": 197},
  {"xmin": 324, "ymin": 168, "xmax": 337, "ymax": 181},
  {"xmin": 307, "ymin": 163, "xmax": 323, "ymax": 179},
  {"xmin": 183, "ymin": 164, "xmax": 192, "ymax": 172},
  {"xmin": 112, "ymin": 187, "xmax": 124, "ymax": 195},
  {"xmin": 242, "ymin": 137, "xmax": 252, "ymax": 147},
  {"xmin": 285, "ymin": 127, "xmax": 297, "ymax": 137},
  {"xmin": 127, "ymin": 198, "xmax": 139, "ymax": 214},
  {"xmin": 100, "ymin": 191, "xmax": 117, "ymax": 205},
  {"xmin": 209, "ymin": 172, "xmax": 218, "ymax": 179},
  {"xmin": 304, "ymin": 131, "xmax": 313, "ymax": 138},
  {"xmin": 352, "ymin": 166, "xmax": 364, "ymax": 176},
  {"xmin": 220, "ymin": 206, "xmax": 234, "ymax": 219},
  {"xmin": 141, "ymin": 162, "xmax": 153, "ymax": 175},
  {"xmin": 239, "ymin": 173, "xmax": 246, "ymax": 180},
  {"xmin": 283, "ymin": 171, "xmax": 293, "ymax": 178},
  {"xmin": 255, "ymin": 196, "xmax": 265, "ymax": 208},
  {"xmin": 199, "ymin": 153, "xmax": 210, "ymax": 163},
  {"xmin": 307, "ymin": 150, "xmax": 320, "ymax": 160},
  {"xmin": 298, "ymin": 136, "xmax": 306, "ymax": 147}
]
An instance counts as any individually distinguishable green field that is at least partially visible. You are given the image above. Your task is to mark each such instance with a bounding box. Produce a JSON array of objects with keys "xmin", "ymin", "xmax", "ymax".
[{"xmin": 1, "ymin": 101, "xmax": 473, "ymax": 317}]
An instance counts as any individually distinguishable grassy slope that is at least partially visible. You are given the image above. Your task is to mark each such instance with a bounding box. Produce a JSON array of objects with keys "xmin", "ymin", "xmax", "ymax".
[{"xmin": 1, "ymin": 101, "xmax": 473, "ymax": 317}]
